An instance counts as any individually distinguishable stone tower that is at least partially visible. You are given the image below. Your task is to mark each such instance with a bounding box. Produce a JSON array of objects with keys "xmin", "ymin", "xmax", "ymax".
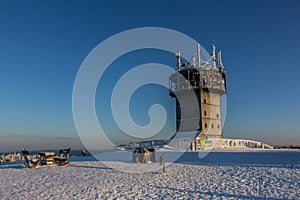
[{"xmin": 169, "ymin": 43, "xmax": 227, "ymax": 150}]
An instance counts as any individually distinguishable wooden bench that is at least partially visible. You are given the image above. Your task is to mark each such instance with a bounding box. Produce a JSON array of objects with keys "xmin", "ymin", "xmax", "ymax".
[
  {"xmin": 39, "ymin": 152, "xmax": 56, "ymax": 166},
  {"xmin": 21, "ymin": 149, "xmax": 39, "ymax": 168},
  {"xmin": 54, "ymin": 148, "xmax": 71, "ymax": 166}
]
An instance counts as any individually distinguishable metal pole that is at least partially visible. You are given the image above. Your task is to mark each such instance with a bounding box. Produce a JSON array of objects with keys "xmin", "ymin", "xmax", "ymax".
[
  {"xmin": 176, "ymin": 52, "xmax": 181, "ymax": 71},
  {"xmin": 197, "ymin": 43, "xmax": 201, "ymax": 67},
  {"xmin": 163, "ymin": 152, "xmax": 165, "ymax": 173},
  {"xmin": 160, "ymin": 153, "xmax": 166, "ymax": 173}
]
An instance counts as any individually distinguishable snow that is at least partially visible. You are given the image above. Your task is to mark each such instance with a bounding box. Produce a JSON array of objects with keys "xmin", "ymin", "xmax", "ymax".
[{"xmin": 0, "ymin": 151, "xmax": 299, "ymax": 199}]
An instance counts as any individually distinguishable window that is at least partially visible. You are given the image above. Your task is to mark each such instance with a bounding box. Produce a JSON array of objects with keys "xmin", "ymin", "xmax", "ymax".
[
  {"xmin": 216, "ymin": 114, "xmax": 219, "ymax": 118},
  {"xmin": 211, "ymin": 124, "xmax": 214, "ymax": 128},
  {"xmin": 205, "ymin": 123, "xmax": 207, "ymax": 128},
  {"xmin": 204, "ymin": 99, "xmax": 206, "ymax": 104},
  {"xmin": 218, "ymin": 125, "xmax": 220, "ymax": 129},
  {"xmin": 204, "ymin": 111, "xmax": 207, "ymax": 116}
]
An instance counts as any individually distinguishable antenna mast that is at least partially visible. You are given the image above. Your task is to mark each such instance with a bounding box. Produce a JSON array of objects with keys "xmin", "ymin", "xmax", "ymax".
[
  {"xmin": 218, "ymin": 50, "xmax": 224, "ymax": 70},
  {"xmin": 197, "ymin": 43, "xmax": 201, "ymax": 67},
  {"xmin": 176, "ymin": 52, "xmax": 181, "ymax": 71},
  {"xmin": 212, "ymin": 41, "xmax": 216, "ymax": 68}
]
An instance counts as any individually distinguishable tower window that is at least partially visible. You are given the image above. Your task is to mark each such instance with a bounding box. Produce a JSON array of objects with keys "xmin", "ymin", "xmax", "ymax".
[
  {"xmin": 205, "ymin": 123, "xmax": 207, "ymax": 128},
  {"xmin": 211, "ymin": 124, "xmax": 214, "ymax": 128},
  {"xmin": 204, "ymin": 99, "xmax": 206, "ymax": 104},
  {"xmin": 204, "ymin": 111, "xmax": 207, "ymax": 116},
  {"xmin": 216, "ymin": 114, "xmax": 219, "ymax": 118},
  {"xmin": 218, "ymin": 124, "xmax": 220, "ymax": 129}
]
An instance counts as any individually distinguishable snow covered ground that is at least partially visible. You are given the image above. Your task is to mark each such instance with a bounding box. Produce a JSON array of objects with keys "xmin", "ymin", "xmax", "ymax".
[{"xmin": 0, "ymin": 151, "xmax": 299, "ymax": 199}]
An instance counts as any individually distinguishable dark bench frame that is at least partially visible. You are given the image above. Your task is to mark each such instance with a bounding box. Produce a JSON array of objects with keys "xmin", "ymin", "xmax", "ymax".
[
  {"xmin": 21, "ymin": 149, "xmax": 39, "ymax": 168},
  {"xmin": 53, "ymin": 148, "xmax": 71, "ymax": 166}
]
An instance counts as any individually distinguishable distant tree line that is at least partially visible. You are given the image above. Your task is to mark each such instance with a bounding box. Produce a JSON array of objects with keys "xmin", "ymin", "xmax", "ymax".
[
  {"xmin": 0, "ymin": 152, "xmax": 27, "ymax": 163},
  {"xmin": 0, "ymin": 149, "xmax": 90, "ymax": 163},
  {"xmin": 273, "ymin": 145, "xmax": 300, "ymax": 149}
]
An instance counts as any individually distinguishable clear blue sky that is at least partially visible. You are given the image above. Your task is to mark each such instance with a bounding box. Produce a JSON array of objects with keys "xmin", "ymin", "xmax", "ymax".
[{"xmin": 0, "ymin": 0, "xmax": 299, "ymax": 152}]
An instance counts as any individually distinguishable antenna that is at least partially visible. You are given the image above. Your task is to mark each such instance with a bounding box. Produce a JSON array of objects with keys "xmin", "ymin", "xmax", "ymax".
[
  {"xmin": 211, "ymin": 40, "xmax": 216, "ymax": 68},
  {"xmin": 218, "ymin": 50, "xmax": 224, "ymax": 70},
  {"xmin": 175, "ymin": 52, "xmax": 181, "ymax": 71},
  {"xmin": 197, "ymin": 43, "xmax": 201, "ymax": 67}
]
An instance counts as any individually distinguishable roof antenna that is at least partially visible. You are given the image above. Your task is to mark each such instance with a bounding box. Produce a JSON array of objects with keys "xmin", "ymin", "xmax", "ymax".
[
  {"xmin": 211, "ymin": 40, "xmax": 216, "ymax": 68},
  {"xmin": 218, "ymin": 50, "xmax": 224, "ymax": 70},
  {"xmin": 197, "ymin": 43, "xmax": 201, "ymax": 67},
  {"xmin": 175, "ymin": 52, "xmax": 181, "ymax": 71}
]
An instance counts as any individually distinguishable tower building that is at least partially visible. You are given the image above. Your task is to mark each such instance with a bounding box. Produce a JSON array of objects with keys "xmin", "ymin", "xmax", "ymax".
[{"xmin": 169, "ymin": 42, "xmax": 227, "ymax": 150}]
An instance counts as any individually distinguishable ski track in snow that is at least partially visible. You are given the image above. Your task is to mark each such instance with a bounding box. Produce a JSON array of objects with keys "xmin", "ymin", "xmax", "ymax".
[{"xmin": 0, "ymin": 159, "xmax": 299, "ymax": 200}]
